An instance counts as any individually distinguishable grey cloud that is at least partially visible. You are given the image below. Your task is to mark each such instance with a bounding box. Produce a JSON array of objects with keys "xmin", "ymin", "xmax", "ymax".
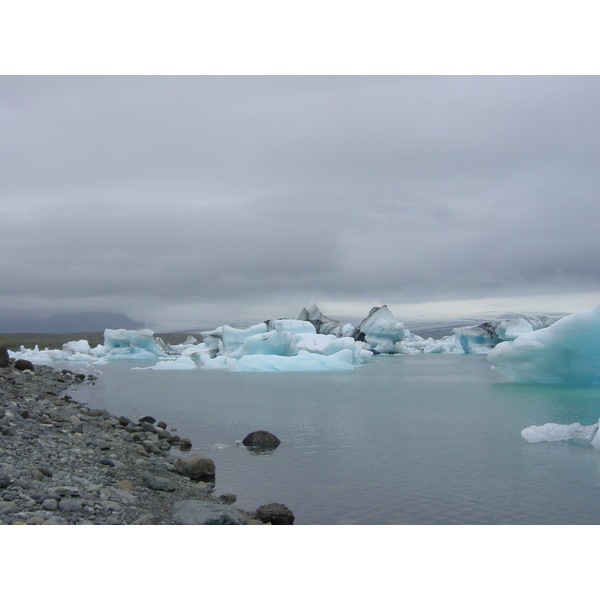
[{"xmin": 1, "ymin": 76, "xmax": 599, "ymax": 327}]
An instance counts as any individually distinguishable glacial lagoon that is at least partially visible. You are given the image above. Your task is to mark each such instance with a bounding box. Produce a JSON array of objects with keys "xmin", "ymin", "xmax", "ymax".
[{"xmin": 72, "ymin": 353, "xmax": 600, "ymax": 525}]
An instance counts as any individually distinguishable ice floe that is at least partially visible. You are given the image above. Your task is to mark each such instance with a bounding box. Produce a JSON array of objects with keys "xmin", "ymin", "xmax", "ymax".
[{"xmin": 521, "ymin": 421, "xmax": 599, "ymax": 445}]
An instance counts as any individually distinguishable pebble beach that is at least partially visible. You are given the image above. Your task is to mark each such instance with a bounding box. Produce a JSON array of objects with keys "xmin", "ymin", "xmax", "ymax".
[{"xmin": 0, "ymin": 355, "xmax": 294, "ymax": 525}]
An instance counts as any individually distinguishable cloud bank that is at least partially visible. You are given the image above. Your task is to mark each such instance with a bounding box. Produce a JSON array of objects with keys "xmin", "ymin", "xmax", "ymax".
[{"xmin": 1, "ymin": 76, "xmax": 599, "ymax": 329}]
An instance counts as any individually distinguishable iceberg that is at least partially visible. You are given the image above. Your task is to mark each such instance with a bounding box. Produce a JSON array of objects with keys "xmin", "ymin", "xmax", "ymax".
[
  {"xmin": 194, "ymin": 316, "xmax": 371, "ymax": 372},
  {"xmin": 98, "ymin": 328, "xmax": 168, "ymax": 360},
  {"xmin": 352, "ymin": 305, "xmax": 406, "ymax": 354},
  {"xmin": 229, "ymin": 330, "xmax": 299, "ymax": 358},
  {"xmin": 8, "ymin": 328, "xmax": 168, "ymax": 364},
  {"xmin": 454, "ymin": 315, "xmax": 556, "ymax": 354},
  {"xmin": 8, "ymin": 344, "xmax": 97, "ymax": 364},
  {"xmin": 227, "ymin": 349, "xmax": 357, "ymax": 372},
  {"xmin": 521, "ymin": 422, "xmax": 599, "ymax": 445},
  {"xmin": 296, "ymin": 301, "xmax": 346, "ymax": 336},
  {"xmin": 394, "ymin": 333, "xmax": 462, "ymax": 355},
  {"xmin": 201, "ymin": 322, "xmax": 269, "ymax": 355},
  {"xmin": 488, "ymin": 306, "xmax": 600, "ymax": 386}
]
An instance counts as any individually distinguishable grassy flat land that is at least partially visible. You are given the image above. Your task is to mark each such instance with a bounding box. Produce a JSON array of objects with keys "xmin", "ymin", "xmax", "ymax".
[{"xmin": 0, "ymin": 332, "xmax": 198, "ymax": 351}]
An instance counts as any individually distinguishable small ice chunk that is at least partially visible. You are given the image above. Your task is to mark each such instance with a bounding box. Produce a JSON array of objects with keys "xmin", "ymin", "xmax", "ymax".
[{"xmin": 521, "ymin": 422, "xmax": 598, "ymax": 444}]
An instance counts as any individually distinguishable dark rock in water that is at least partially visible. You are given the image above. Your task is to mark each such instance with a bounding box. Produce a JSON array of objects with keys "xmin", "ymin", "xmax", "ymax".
[
  {"xmin": 14, "ymin": 359, "xmax": 34, "ymax": 372},
  {"xmin": 139, "ymin": 416, "xmax": 156, "ymax": 424},
  {"xmin": 0, "ymin": 345, "xmax": 9, "ymax": 368},
  {"xmin": 254, "ymin": 503, "xmax": 295, "ymax": 525},
  {"xmin": 178, "ymin": 437, "xmax": 192, "ymax": 450},
  {"xmin": 242, "ymin": 430, "xmax": 281, "ymax": 447},
  {"xmin": 172, "ymin": 500, "xmax": 246, "ymax": 525},
  {"xmin": 141, "ymin": 471, "xmax": 176, "ymax": 491},
  {"xmin": 174, "ymin": 454, "xmax": 216, "ymax": 482},
  {"xmin": 157, "ymin": 421, "xmax": 167, "ymax": 430}
]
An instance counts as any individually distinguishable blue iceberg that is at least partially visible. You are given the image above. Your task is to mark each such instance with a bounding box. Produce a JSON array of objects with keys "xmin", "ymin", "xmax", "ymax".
[{"xmin": 488, "ymin": 306, "xmax": 600, "ymax": 386}]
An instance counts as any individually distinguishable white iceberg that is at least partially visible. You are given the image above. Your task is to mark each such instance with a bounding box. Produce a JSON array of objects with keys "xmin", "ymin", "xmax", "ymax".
[
  {"xmin": 194, "ymin": 316, "xmax": 371, "ymax": 372},
  {"xmin": 8, "ymin": 328, "xmax": 168, "ymax": 364},
  {"xmin": 454, "ymin": 316, "xmax": 555, "ymax": 354},
  {"xmin": 394, "ymin": 333, "xmax": 463, "ymax": 355},
  {"xmin": 99, "ymin": 328, "xmax": 168, "ymax": 360},
  {"xmin": 488, "ymin": 306, "xmax": 600, "ymax": 386},
  {"xmin": 521, "ymin": 422, "xmax": 599, "ymax": 444},
  {"xmin": 228, "ymin": 349, "xmax": 357, "ymax": 372},
  {"xmin": 229, "ymin": 330, "xmax": 299, "ymax": 358},
  {"xmin": 495, "ymin": 318, "xmax": 534, "ymax": 341},
  {"xmin": 296, "ymin": 301, "xmax": 346, "ymax": 336},
  {"xmin": 201, "ymin": 322, "xmax": 269, "ymax": 355},
  {"xmin": 353, "ymin": 305, "xmax": 406, "ymax": 354}
]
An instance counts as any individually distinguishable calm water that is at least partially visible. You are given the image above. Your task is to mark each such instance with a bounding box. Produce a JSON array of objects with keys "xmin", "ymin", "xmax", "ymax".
[{"xmin": 72, "ymin": 354, "xmax": 600, "ymax": 524}]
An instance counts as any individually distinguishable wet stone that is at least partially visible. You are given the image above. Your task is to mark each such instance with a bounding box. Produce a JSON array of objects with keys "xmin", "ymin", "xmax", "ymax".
[
  {"xmin": 58, "ymin": 499, "xmax": 82, "ymax": 512},
  {"xmin": 141, "ymin": 471, "xmax": 176, "ymax": 492},
  {"xmin": 42, "ymin": 498, "xmax": 58, "ymax": 511}
]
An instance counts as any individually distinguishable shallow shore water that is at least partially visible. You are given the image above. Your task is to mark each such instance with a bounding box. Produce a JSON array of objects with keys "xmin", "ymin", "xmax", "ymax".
[{"xmin": 69, "ymin": 353, "xmax": 600, "ymax": 525}]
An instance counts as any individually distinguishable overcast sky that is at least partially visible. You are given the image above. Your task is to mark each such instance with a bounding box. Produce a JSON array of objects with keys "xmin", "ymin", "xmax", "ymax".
[{"xmin": 1, "ymin": 76, "xmax": 599, "ymax": 329}]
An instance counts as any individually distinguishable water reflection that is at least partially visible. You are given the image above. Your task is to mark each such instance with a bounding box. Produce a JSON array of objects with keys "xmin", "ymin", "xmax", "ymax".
[{"xmin": 244, "ymin": 446, "xmax": 279, "ymax": 456}]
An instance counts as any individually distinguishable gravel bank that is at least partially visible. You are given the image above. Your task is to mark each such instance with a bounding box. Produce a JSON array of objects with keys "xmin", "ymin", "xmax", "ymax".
[{"xmin": 0, "ymin": 359, "xmax": 281, "ymax": 525}]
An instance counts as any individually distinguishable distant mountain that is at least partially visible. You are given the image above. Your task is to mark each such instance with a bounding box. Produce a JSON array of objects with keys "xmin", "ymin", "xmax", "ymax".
[{"xmin": 0, "ymin": 312, "xmax": 144, "ymax": 333}]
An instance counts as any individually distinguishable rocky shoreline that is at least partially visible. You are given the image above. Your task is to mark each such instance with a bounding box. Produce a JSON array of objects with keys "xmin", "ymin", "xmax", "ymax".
[{"xmin": 0, "ymin": 355, "xmax": 294, "ymax": 525}]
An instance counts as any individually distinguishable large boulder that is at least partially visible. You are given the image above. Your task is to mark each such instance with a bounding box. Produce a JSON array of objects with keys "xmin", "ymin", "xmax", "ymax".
[
  {"xmin": 254, "ymin": 503, "xmax": 295, "ymax": 525},
  {"xmin": 0, "ymin": 346, "xmax": 9, "ymax": 368},
  {"xmin": 174, "ymin": 454, "xmax": 215, "ymax": 481},
  {"xmin": 242, "ymin": 430, "xmax": 281, "ymax": 447},
  {"xmin": 172, "ymin": 500, "xmax": 246, "ymax": 525},
  {"xmin": 14, "ymin": 358, "xmax": 34, "ymax": 372}
]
